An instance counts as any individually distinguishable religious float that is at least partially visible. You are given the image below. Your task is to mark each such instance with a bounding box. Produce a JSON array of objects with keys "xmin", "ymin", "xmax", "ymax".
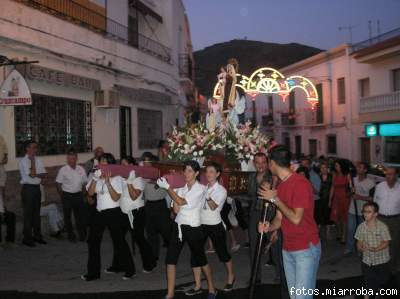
[
  {"xmin": 150, "ymin": 59, "xmax": 320, "ymax": 194},
  {"xmin": 101, "ymin": 59, "xmax": 320, "ymax": 195}
]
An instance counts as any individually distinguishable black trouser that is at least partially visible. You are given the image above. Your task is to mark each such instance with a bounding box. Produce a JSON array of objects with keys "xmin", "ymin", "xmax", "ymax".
[
  {"xmin": 62, "ymin": 191, "xmax": 86, "ymax": 239},
  {"xmin": 248, "ymin": 208, "xmax": 289, "ymax": 299},
  {"xmin": 191, "ymin": 223, "xmax": 231, "ymax": 266},
  {"xmin": 87, "ymin": 207, "xmax": 135, "ymax": 277},
  {"xmin": 0, "ymin": 210, "xmax": 16, "ymax": 243},
  {"xmin": 85, "ymin": 195, "xmax": 98, "ymax": 227},
  {"xmin": 21, "ymin": 184, "xmax": 42, "ymax": 242},
  {"xmin": 113, "ymin": 207, "xmax": 156, "ymax": 271},
  {"xmin": 221, "ymin": 199, "xmax": 248, "ymax": 231},
  {"xmin": 166, "ymin": 222, "xmax": 208, "ymax": 267},
  {"xmin": 145, "ymin": 199, "xmax": 172, "ymax": 260},
  {"xmin": 249, "ymin": 208, "xmax": 263, "ymax": 280},
  {"xmin": 362, "ymin": 262, "xmax": 391, "ymax": 298}
]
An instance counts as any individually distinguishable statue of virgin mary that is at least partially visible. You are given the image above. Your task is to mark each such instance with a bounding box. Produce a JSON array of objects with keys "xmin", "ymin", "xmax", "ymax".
[{"xmin": 213, "ymin": 58, "xmax": 246, "ymax": 128}]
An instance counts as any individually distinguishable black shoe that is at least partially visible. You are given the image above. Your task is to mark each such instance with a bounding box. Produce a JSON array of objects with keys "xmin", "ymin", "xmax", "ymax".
[
  {"xmin": 68, "ymin": 234, "xmax": 77, "ymax": 243},
  {"xmin": 34, "ymin": 238, "xmax": 47, "ymax": 245},
  {"xmin": 80, "ymin": 274, "xmax": 100, "ymax": 281},
  {"xmin": 223, "ymin": 277, "xmax": 236, "ymax": 292},
  {"xmin": 143, "ymin": 262, "xmax": 157, "ymax": 274},
  {"xmin": 22, "ymin": 240, "xmax": 36, "ymax": 247},
  {"xmin": 185, "ymin": 288, "xmax": 203, "ymax": 296},
  {"xmin": 50, "ymin": 231, "xmax": 62, "ymax": 239},
  {"xmin": 247, "ymin": 279, "xmax": 261, "ymax": 287}
]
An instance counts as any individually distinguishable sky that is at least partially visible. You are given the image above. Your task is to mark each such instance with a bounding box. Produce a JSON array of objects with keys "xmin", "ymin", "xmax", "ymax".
[{"xmin": 184, "ymin": 0, "xmax": 400, "ymax": 51}]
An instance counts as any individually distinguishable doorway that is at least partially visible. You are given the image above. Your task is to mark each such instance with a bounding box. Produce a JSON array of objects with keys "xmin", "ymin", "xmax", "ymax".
[
  {"xmin": 120, "ymin": 106, "xmax": 132, "ymax": 158},
  {"xmin": 309, "ymin": 139, "xmax": 317, "ymax": 158},
  {"xmin": 360, "ymin": 137, "xmax": 371, "ymax": 163}
]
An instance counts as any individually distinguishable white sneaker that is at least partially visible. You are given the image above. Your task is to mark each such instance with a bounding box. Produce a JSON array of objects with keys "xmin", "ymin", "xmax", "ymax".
[
  {"xmin": 122, "ymin": 273, "xmax": 136, "ymax": 280},
  {"xmin": 231, "ymin": 244, "xmax": 240, "ymax": 253}
]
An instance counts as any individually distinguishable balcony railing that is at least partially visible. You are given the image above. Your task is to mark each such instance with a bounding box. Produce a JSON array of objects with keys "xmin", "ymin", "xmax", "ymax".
[
  {"xmin": 178, "ymin": 54, "xmax": 193, "ymax": 80},
  {"xmin": 281, "ymin": 113, "xmax": 296, "ymax": 126},
  {"xmin": 359, "ymin": 91, "xmax": 400, "ymax": 113},
  {"xmin": 351, "ymin": 27, "xmax": 400, "ymax": 53},
  {"xmin": 261, "ymin": 114, "xmax": 274, "ymax": 127},
  {"xmin": 304, "ymin": 110, "xmax": 324, "ymax": 126},
  {"xmin": 106, "ymin": 18, "xmax": 171, "ymax": 62},
  {"xmin": 18, "ymin": 0, "xmax": 171, "ymax": 62}
]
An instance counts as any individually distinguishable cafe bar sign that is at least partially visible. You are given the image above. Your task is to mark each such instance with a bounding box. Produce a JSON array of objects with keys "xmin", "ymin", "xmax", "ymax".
[
  {"xmin": 19, "ymin": 64, "xmax": 101, "ymax": 91},
  {"xmin": 0, "ymin": 69, "xmax": 32, "ymax": 106}
]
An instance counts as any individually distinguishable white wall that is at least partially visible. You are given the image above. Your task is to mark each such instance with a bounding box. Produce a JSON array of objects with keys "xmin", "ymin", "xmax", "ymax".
[
  {"xmin": 0, "ymin": 0, "xmax": 191, "ymax": 170},
  {"xmin": 248, "ymin": 44, "xmax": 400, "ymax": 163}
]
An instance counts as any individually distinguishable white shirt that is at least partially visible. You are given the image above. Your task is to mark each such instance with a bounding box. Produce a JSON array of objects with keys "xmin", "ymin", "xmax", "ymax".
[
  {"xmin": 18, "ymin": 155, "xmax": 46, "ymax": 185},
  {"xmin": 120, "ymin": 177, "xmax": 145, "ymax": 213},
  {"xmin": 120, "ymin": 177, "xmax": 146, "ymax": 228},
  {"xmin": 201, "ymin": 182, "xmax": 227, "ymax": 225},
  {"xmin": 349, "ymin": 177, "xmax": 375, "ymax": 215},
  {"xmin": 56, "ymin": 165, "xmax": 88, "ymax": 193},
  {"xmin": 174, "ymin": 181, "xmax": 206, "ymax": 240},
  {"xmin": 374, "ymin": 180, "xmax": 400, "ymax": 216},
  {"xmin": 86, "ymin": 176, "xmax": 123, "ymax": 212}
]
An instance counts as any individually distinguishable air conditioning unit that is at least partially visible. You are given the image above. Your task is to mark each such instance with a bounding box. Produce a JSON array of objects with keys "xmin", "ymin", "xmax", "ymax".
[{"xmin": 95, "ymin": 90, "xmax": 120, "ymax": 108}]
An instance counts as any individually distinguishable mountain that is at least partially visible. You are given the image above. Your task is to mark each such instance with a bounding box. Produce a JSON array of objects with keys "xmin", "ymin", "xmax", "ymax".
[{"xmin": 193, "ymin": 39, "xmax": 323, "ymax": 96}]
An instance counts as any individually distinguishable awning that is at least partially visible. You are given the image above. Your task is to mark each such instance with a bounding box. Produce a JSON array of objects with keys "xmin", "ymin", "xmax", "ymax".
[{"xmin": 129, "ymin": 0, "xmax": 163, "ymax": 23}]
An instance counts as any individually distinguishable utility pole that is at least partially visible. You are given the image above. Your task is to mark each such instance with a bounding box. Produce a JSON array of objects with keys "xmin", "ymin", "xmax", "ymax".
[
  {"xmin": 377, "ymin": 20, "xmax": 381, "ymax": 37},
  {"xmin": 338, "ymin": 25, "xmax": 356, "ymax": 44},
  {"xmin": 368, "ymin": 20, "xmax": 373, "ymax": 40}
]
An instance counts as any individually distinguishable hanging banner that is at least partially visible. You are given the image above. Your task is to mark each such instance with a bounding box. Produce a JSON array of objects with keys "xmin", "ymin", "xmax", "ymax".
[{"xmin": 0, "ymin": 69, "xmax": 32, "ymax": 105}]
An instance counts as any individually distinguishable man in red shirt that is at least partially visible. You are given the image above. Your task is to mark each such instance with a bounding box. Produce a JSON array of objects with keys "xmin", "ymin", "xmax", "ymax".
[{"xmin": 258, "ymin": 145, "xmax": 321, "ymax": 299}]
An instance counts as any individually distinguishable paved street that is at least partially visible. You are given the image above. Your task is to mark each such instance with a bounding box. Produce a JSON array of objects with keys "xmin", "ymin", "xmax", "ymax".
[{"xmin": 0, "ymin": 224, "xmax": 367, "ymax": 297}]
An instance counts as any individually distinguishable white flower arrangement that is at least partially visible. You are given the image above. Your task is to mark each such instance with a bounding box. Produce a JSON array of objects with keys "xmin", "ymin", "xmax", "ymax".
[{"xmin": 167, "ymin": 121, "xmax": 270, "ymax": 164}]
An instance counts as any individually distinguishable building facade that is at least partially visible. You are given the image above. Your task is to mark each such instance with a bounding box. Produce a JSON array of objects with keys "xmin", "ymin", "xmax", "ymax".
[
  {"xmin": 246, "ymin": 28, "xmax": 400, "ymax": 166},
  {"xmin": 0, "ymin": 0, "xmax": 195, "ymax": 172}
]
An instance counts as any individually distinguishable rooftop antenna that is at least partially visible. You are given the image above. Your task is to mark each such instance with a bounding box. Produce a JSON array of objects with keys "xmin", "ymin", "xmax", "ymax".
[
  {"xmin": 377, "ymin": 20, "xmax": 381, "ymax": 36},
  {"xmin": 338, "ymin": 25, "xmax": 355, "ymax": 44},
  {"xmin": 368, "ymin": 20, "xmax": 373, "ymax": 40}
]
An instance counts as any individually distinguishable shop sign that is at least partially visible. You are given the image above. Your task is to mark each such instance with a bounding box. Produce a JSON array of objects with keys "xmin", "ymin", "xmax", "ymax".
[
  {"xmin": 365, "ymin": 124, "xmax": 378, "ymax": 137},
  {"xmin": 380, "ymin": 123, "xmax": 400, "ymax": 137},
  {"xmin": 18, "ymin": 64, "xmax": 100, "ymax": 91},
  {"xmin": 0, "ymin": 69, "xmax": 32, "ymax": 105}
]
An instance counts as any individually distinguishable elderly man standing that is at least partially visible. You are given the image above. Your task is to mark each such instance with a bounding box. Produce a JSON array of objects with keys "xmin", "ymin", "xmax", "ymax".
[
  {"xmin": 247, "ymin": 153, "xmax": 272, "ymax": 283},
  {"xmin": 84, "ymin": 147, "xmax": 104, "ymax": 175},
  {"xmin": 247, "ymin": 152, "xmax": 289, "ymax": 299},
  {"xmin": 56, "ymin": 151, "xmax": 88, "ymax": 242},
  {"xmin": 374, "ymin": 167, "xmax": 400, "ymax": 274}
]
